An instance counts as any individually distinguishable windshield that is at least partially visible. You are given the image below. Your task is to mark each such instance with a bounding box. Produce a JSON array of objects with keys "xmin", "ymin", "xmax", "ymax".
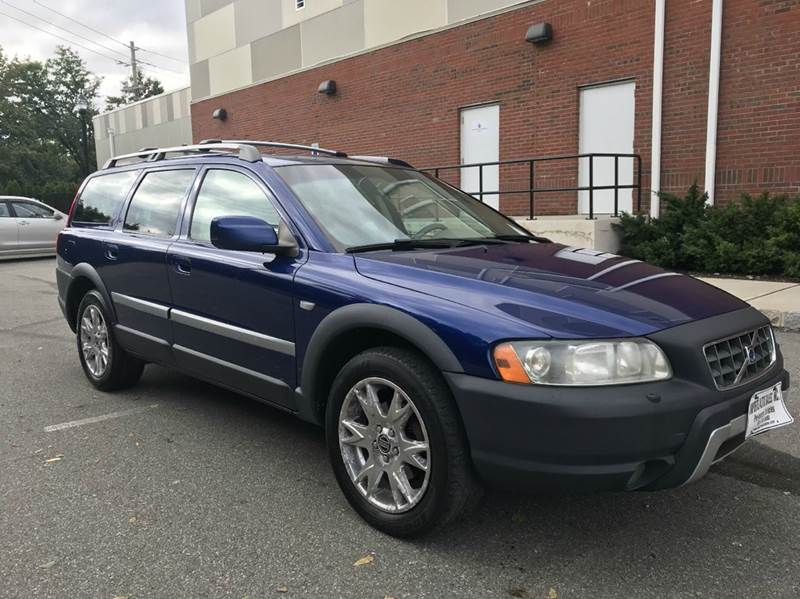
[{"xmin": 274, "ymin": 164, "xmax": 529, "ymax": 251}]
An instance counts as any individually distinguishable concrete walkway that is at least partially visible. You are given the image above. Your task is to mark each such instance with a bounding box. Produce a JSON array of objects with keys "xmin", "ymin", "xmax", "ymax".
[{"xmin": 699, "ymin": 277, "xmax": 800, "ymax": 329}]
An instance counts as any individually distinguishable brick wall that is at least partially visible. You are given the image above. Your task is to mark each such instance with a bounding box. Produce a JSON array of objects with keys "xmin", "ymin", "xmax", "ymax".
[{"xmin": 192, "ymin": 0, "xmax": 800, "ymax": 215}]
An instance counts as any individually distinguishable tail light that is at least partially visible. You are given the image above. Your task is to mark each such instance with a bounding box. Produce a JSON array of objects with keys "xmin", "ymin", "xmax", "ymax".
[{"xmin": 67, "ymin": 190, "xmax": 80, "ymax": 224}]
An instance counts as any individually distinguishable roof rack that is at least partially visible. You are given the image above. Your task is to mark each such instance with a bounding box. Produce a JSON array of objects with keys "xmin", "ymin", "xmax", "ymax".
[
  {"xmin": 200, "ymin": 139, "xmax": 348, "ymax": 158},
  {"xmin": 350, "ymin": 155, "xmax": 415, "ymax": 168},
  {"xmin": 103, "ymin": 142, "xmax": 261, "ymax": 169}
]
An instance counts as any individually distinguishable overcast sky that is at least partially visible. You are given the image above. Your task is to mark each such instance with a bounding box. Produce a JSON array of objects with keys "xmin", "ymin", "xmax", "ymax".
[{"xmin": 0, "ymin": 0, "xmax": 189, "ymax": 106}]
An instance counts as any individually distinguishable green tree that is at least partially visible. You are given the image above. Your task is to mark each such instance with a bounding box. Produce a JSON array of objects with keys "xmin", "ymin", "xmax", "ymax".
[
  {"xmin": 0, "ymin": 45, "xmax": 100, "ymax": 195},
  {"xmin": 105, "ymin": 70, "xmax": 164, "ymax": 110}
]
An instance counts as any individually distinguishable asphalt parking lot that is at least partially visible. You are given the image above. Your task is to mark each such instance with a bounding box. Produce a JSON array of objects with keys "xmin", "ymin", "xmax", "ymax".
[{"xmin": 1, "ymin": 258, "xmax": 799, "ymax": 599}]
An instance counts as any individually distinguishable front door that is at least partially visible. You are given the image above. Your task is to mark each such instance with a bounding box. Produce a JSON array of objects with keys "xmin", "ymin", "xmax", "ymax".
[
  {"xmin": 166, "ymin": 167, "xmax": 302, "ymax": 410},
  {"xmin": 579, "ymin": 80, "xmax": 635, "ymax": 215},
  {"xmin": 460, "ymin": 104, "xmax": 500, "ymax": 210},
  {"xmin": 0, "ymin": 201, "xmax": 18, "ymax": 255}
]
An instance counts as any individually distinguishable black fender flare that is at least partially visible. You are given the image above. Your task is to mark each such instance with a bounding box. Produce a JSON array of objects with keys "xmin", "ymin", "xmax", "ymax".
[
  {"xmin": 296, "ymin": 303, "xmax": 463, "ymax": 424},
  {"xmin": 64, "ymin": 263, "xmax": 115, "ymax": 329}
]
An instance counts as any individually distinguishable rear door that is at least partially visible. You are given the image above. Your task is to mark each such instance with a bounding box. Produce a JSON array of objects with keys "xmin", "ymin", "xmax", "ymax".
[
  {"xmin": 0, "ymin": 201, "xmax": 18, "ymax": 255},
  {"xmin": 166, "ymin": 166, "xmax": 302, "ymax": 409},
  {"xmin": 101, "ymin": 168, "xmax": 197, "ymax": 359},
  {"xmin": 10, "ymin": 200, "xmax": 61, "ymax": 250}
]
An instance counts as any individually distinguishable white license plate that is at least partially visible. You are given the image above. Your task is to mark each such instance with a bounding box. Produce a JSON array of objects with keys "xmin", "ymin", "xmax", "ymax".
[{"xmin": 746, "ymin": 383, "xmax": 794, "ymax": 438}]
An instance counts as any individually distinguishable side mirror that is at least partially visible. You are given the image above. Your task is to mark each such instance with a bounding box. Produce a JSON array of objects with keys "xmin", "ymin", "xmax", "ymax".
[
  {"xmin": 53, "ymin": 213, "xmax": 64, "ymax": 220},
  {"xmin": 210, "ymin": 216, "xmax": 298, "ymax": 256}
]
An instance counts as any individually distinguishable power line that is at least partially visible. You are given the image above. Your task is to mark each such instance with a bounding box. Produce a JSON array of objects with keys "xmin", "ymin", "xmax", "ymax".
[
  {"xmin": 32, "ymin": 0, "xmax": 128, "ymax": 49},
  {"xmin": 33, "ymin": 0, "xmax": 187, "ymax": 64},
  {"xmin": 2, "ymin": 0, "xmax": 130, "ymax": 61},
  {"xmin": 0, "ymin": 8, "xmax": 128, "ymax": 66}
]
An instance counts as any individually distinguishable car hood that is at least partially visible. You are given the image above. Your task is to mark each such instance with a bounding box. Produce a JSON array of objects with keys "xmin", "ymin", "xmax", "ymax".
[{"xmin": 354, "ymin": 243, "xmax": 746, "ymax": 338}]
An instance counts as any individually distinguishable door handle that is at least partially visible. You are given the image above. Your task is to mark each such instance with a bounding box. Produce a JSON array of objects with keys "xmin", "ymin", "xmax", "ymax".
[
  {"xmin": 104, "ymin": 243, "xmax": 119, "ymax": 260},
  {"xmin": 17, "ymin": 220, "xmax": 29, "ymax": 226},
  {"xmin": 173, "ymin": 256, "xmax": 191, "ymax": 275}
]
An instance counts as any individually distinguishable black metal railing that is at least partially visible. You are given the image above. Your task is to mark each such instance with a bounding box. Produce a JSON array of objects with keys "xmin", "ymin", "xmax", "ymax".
[{"xmin": 421, "ymin": 153, "xmax": 642, "ymax": 219}]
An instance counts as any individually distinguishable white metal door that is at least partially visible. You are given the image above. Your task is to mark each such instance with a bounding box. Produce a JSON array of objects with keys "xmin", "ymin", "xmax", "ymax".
[
  {"xmin": 579, "ymin": 81, "xmax": 635, "ymax": 215},
  {"xmin": 460, "ymin": 104, "xmax": 500, "ymax": 209}
]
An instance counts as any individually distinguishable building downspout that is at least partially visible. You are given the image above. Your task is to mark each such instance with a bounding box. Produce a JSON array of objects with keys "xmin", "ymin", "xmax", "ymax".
[
  {"xmin": 650, "ymin": 0, "xmax": 666, "ymax": 218},
  {"xmin": 704, "ymin": 0, "xmax": 724, "ymax": 205},
  {"xmin": 107, "ymin": 128, "xmax": 116, "ymax": 158}
]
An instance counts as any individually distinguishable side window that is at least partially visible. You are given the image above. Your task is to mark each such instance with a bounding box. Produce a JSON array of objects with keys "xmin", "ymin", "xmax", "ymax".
[
  {"xmin": 190, "ymin": 169, "xmax": 281, "ymax": 243},
  {"xmin": 0, "ymin": 203, "xmax": 10, "ymax": 217},
  {"xmin": 12, "ymin": 202, "xmax": 53, "ymax": 218},
  {"xmin": 73, "ymin": 171, "xmax": 138, "ymax": 225},
  {"xmin": 124, "ymin": 170, "xmax": 195, "ymax": 237}
]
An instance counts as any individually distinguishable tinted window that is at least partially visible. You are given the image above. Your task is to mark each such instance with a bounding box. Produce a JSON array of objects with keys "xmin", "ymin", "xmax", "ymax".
[
  {"xmin": 190, "ymin": 170, "xmax": 280, "ymax": 242},
  {"xmin": 124, "ymin": 170, "xmax": 195, "ymax": 237},
  {"xmin": 0, "ymin": 203, "xmax": 9, "ymax": 217},
  {"xmin": 12, "ymin": 201, "xmax": 53, "ymax": 218},
  {"xmin": 73, "ymin": 171, "xmax": 138, "ymax": 225}
]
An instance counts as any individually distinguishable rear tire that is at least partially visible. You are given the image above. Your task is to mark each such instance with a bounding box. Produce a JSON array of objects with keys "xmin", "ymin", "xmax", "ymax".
[
  {"xmin": 325, "ymin": 346, "xmax": 482, "ymax": 537},
  {"xmin": 76, "ymin": 290, "xmax": 144, "ymax": 391}
]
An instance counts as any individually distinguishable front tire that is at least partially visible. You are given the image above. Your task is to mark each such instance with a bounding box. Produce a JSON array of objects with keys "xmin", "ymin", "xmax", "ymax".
[
  {"xmin": 325, "ymin": 347, "xmax": 481, "ymax": 537},
  {"xmin": 76, "ymin": 290, "xmax": 144, "ymax": 391}
]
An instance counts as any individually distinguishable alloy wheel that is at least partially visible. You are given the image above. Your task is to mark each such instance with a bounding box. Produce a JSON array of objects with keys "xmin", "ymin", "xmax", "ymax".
[
  {"xmin": 80, "ymin": 304, "xmax": 109, "ymax": 378},
  {"xmin": 338, "ymin": 377, "xmax": 431, "ymax": 513}
]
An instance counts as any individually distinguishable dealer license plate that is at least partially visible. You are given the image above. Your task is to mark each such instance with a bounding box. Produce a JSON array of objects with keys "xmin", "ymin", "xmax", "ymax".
[{"xmin": 746, "ymin": 383, "xmax": 793, "ymax": 438}]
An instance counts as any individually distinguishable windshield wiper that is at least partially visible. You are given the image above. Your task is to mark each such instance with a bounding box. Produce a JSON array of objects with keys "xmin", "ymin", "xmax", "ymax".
[
  {"xmin": 346, "ymin": 237, "xmax": 507, "ymax": 254},
  {"xmin": 485, "ymin": 233, "xmax": 552, "ymax": 243}
]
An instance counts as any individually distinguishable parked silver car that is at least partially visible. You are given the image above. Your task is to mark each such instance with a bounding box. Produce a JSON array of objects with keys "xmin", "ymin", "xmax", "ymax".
[{"xmin": 0, "ymin": 196, "xmax": 67, "ymax": 259}]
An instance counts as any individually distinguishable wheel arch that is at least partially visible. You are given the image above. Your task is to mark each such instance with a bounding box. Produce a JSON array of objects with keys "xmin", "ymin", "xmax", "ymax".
[
  {"xmin": 64, "ymin": 263, "xmax": 114, "ymax": 332},
  {"xmin": 297, "ymin": 304, "xmax": 463, "ymax": 426}
]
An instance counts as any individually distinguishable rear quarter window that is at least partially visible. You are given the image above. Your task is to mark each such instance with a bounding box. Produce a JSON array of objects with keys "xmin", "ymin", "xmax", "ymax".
[{"xmin": 72, "ymin": 171, "xmax": 139, "ymax": 226}]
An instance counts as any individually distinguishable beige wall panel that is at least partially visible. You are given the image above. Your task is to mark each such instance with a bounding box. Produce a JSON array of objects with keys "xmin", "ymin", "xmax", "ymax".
[
  {"xmin": 193, "ymin": 4, "xmax": 236, "ymax": 62},
  {"xmin": 150, "ymin": 96, "xmax": 163, "ymax": 125},
  {"xmin": 446, "ymin": 0, "xmax": 526, "ymax": 23},
  {"xmin": 251, "ymin": 25, "xmax": 302, "ymax": 83},
  {"xmin": 282, "ymin": 0, "xmax": 342, "ymax": 28},
  {"xmin": 208, "ymin": 45, "xmax": 253, "ymax": 96},
  {"xmin": 191, "ymin": 59, "xmax": 211, "ymax": 100},
  {"xmin": 200, "ymin": 0, "xmax": 233, "ymax": 17},
  {"xmin": 365, "ymin": 0, "xmax": 446, "ymax": 47},
  {"xmin": 300, "ymin": 0, "xmax": 365, "ymax": 67},
  {"xmin": 236, "ymin": 0, "xmax": 283, "ymax": 46},
  {"xmin": 185, "ymin": 0, "xmax": 202, "ymax": 23}
]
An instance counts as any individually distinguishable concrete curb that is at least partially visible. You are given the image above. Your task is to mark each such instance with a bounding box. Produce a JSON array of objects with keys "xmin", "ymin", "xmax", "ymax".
[{"xmin": 761, "ymin": 310, "xmax": 800, "ymax": 331}]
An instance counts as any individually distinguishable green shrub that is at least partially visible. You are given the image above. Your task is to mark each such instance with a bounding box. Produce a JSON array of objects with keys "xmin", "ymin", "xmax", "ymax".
[{"xmin": 615, "ymin": 184, "xmax": 800, "ymax": 279}]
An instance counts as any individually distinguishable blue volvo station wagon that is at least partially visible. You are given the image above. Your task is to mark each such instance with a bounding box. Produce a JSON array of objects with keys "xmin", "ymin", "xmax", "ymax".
[{"xmin": 57, "ymin": 140, "xmax": 792, "ymax": 537}]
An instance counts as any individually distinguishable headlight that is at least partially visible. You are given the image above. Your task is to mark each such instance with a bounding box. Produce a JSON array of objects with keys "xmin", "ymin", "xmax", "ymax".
[{"xmin": 493, "ymin": 339, "xmax": 671, "ymax": 385}]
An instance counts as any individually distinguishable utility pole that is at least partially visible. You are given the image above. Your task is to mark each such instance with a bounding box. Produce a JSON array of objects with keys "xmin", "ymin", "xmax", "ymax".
[{"xmin": 129, "ymin": 41, "xmax": 140, "ymax": 100}]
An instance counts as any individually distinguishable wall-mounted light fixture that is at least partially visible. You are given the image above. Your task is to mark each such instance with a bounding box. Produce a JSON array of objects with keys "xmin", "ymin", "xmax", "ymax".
[
  {"xmin": 525, "ymin": 22, "xmax": 553, "ymax": 44},
  {"xmin": 212, "ymin": 108, "xmax": 227, "ymax": 121},
  {"xmin": 317, "ymin": 80, "xmax": 337, "ymax": 95}
]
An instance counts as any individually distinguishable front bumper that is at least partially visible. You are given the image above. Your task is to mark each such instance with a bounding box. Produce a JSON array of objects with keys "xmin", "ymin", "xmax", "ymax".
[{"xmin": 447, "ymin": 308, "xmax": 791, "ymax": 492}]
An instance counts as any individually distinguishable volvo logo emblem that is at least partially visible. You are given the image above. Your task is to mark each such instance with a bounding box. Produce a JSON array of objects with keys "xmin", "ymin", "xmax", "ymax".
[
  {"xmin": 376, "ymin": 434, "xmax": 392, "ymax": 456},
  {"xmin": 744, "ymin": 345, "xmax": 757, "ymax": 365}
]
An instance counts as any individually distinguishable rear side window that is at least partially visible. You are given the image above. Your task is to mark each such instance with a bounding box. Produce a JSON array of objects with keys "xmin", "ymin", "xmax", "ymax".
[
  {"xmin": 0, "ymin": 203, "xmax": 9, "ymax": 217},
  {"xmin": 73, "ymin": 171, "xmax": 138, "ymax": 225},
  {"xmin": 123, "ymin": 170, "xmax": 195, "ymax": 237}
]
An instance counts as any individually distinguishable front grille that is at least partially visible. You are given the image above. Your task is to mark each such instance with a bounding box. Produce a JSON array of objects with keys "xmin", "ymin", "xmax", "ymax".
[{"xmin": 703, "ymin": 325, "xmax": 776, "ymax": 390}]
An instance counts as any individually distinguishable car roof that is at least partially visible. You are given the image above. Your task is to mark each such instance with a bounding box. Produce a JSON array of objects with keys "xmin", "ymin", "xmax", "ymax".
[
  {"xmin": 0, "ymin": 195, "xmax": 37, "ymax": 201},
  {"xmin": 97, "ymin": 153, "xmax": 415, "ymax": 174}
]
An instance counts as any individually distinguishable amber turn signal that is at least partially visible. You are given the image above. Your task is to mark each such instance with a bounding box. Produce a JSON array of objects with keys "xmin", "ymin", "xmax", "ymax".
[{"xmin": 493, "ymin": 343, "xmax": 531, "ymax": 384}]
